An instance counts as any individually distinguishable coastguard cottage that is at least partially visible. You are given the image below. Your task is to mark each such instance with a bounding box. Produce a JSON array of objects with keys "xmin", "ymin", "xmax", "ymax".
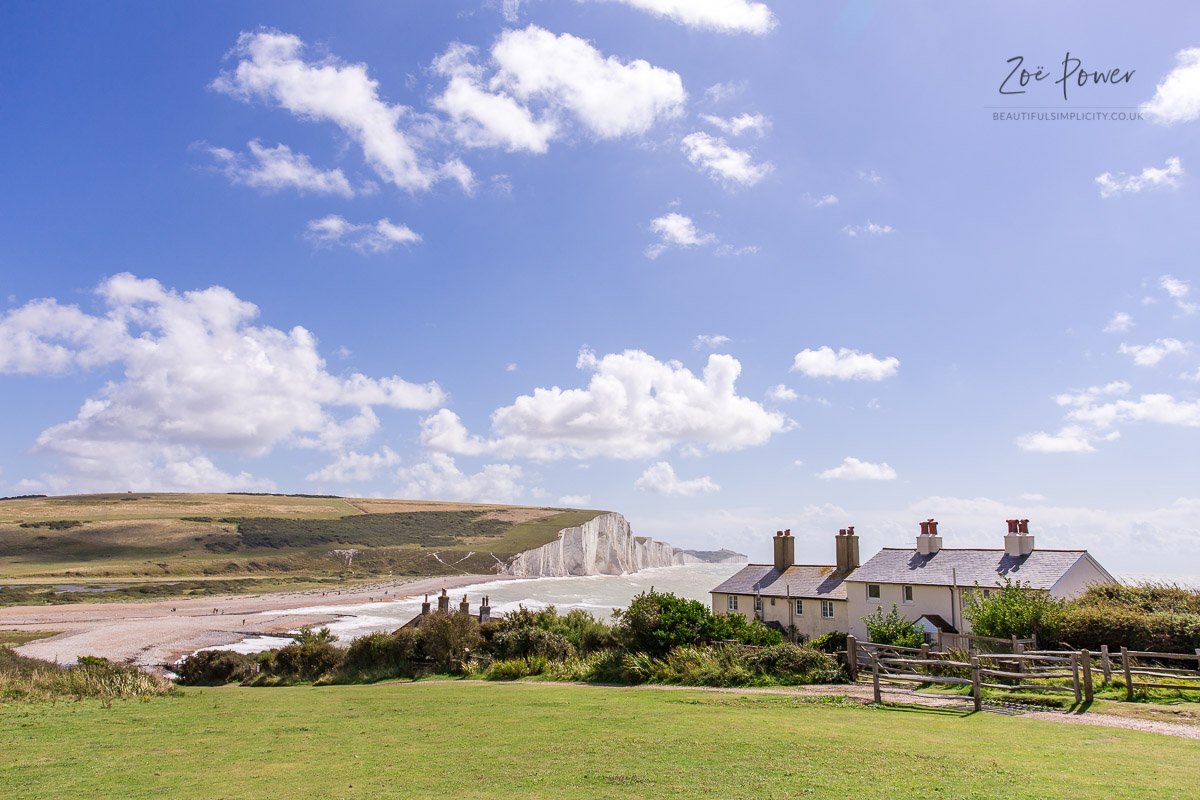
[{"xmin": 712, "ymin": 519, "xmax": 1114, "ymax": 644}]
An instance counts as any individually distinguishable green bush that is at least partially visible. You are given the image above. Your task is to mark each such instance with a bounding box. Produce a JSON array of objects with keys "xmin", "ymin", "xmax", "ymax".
[
  {"xmin": 176, "ymin": 649, "xmax": 257, "ymax": 686},
  {"xmin": 745, "ymin": 644, "xmax": 845, "ymax": 684},
  {"xmin": 268, "ymin": 642, "xmax": 344, "ymax": 682},
  {"xmin": 862, "ymin": 604, "xmax": 924, "ymax": 648},
  {"xmin": 420, "ymin": 612, "xmax": 482, "ymax": 673},
  {"xmin": 489, "ymin": 627, "xmax": 574, "ymax": 661},
  {"xmin": 962, "ymin": 580, "xmax": 1064, "ymax": 641},
  {"xmin": 809, "ymin": 631, "xmax": 848, "ymax": 654},
  {"xmin": 0, "ymin": 649, "xmax": 173, "ymax": 702},
  {"xmin": 614, "ymin": 590, "xmax": 781, "ymax": 657},
  {"xmin": 339, "ymin": 630, "xmax": 422, "ymax": 680}
]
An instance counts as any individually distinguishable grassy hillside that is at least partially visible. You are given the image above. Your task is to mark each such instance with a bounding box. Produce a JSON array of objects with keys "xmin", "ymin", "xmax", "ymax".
[
  {"xmin": 0, "ymin": 493, "xmax": 604, "ymax": 605},
  {"xmin": 2, "ymin": 682, "xmax": 1197, "ymax": 799}
]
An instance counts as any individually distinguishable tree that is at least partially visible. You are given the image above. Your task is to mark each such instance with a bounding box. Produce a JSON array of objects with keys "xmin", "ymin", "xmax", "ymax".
[
  {"xmin": 421, "ymin": 612, "xmax": 482, "ymax": 673},
  {"xmin": 614, "ymin": 590, "xmax": 780, "ymax": 656},
  {"xmin": 862, "ymin": 604, "xmax": 924, "ymax": 648},
  {"xmin": 961, "ymin": 580, "xmax": 1063, "ymax": 641}
]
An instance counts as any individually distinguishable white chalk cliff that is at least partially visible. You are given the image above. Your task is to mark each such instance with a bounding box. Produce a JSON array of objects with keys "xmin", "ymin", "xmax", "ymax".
[{"xmin": 503, "ymin": 512, "xmax": 745, "ymax": 577}]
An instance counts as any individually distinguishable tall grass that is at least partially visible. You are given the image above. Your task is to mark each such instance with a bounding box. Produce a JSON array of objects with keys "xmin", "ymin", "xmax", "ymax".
[{"xmin": 0, "ymin": 650, "xmax": 173, "ymax": 703}]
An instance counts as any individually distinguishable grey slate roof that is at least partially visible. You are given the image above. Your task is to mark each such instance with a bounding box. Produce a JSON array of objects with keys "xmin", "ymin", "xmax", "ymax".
[
  {"xmin": 846, "ymin": 548, "xmax": 1091, "ymax": 589},
  {"xmin": 711, "ymin": 564, "xmax": 848, "ymax": 600}
]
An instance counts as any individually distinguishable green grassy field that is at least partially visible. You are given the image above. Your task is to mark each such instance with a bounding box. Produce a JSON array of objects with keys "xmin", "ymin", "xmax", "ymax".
[
  {"xmin": 1, "ymin": 682, "xmax": 1196, "ymax": 799},
  {"xmin": 0, "ymin": 494, "xmax": 603, "ymax": 605}
]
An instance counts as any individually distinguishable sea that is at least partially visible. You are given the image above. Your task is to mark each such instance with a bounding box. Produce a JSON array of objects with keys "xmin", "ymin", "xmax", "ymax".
[{"xmin": 216, "ymin": 562, "xmax": 745, "ymax": 654}]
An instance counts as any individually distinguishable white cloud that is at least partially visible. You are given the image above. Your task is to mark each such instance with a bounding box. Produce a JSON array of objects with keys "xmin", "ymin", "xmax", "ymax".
[
  {"xmin": 305, "ymin": 215, "xmax": 421, "ymax": 253},
  {"xmin": 1103, "ymin": 311, "xmax": 1134, "ymax": 333},
  {"xmin": 644, "ymin": 212, "xmax": 716, "ymax": 258},
  {"xmin": 700, "ymin": 112, "xmax": 768, "ymax": 137},
  {"xmin": 693, "ymin": 334, "xmax": 731, "ymax": 350},
  {"xmin": 431, "ymin": 42, "xmax": 558, "ymax": 153},
  {"xmin": 1141, "ymin": 48, "xmax": 1200, "ymax": 124},
  {"xmin": 767, "ymin": 384, "xmax": 797, "ymax": 402},
  {"xmin": 1095, "ymin": 157, "xmax": 1184, "ymax": 198},
  {"xmin": 1118, "ymin": 338, "xmax": 1190, "ymax": 367},
  {"xmin": 1020, "ymin": 493, "xmax": 1047, "ymax": 502},
  {"xmin": 486, "ymin": 25, "xmax": 686, "ymax": 140},
  {"xmin": 205, "ymin": 140, "xmax": 354, "ymax": 197},
  {"xmin": 0, "ymin": 275, "xmax": 443, "ymax": 491},
  {"xmin": 842, "ymin": 221, "xmax": 895, "ymax": 237},
  {"xmin": 306, "ymin": 447, "xmax": 401, "ymax": 483},
  {"xmin": 805, "ymin": 193, "xmax": 838, "ymax": 208},
  {"xmin": 212, "ymin": 30, "xmax": 470, "ymax": 193},
  {"xmin": 1020, "ymin": 380, "xmax": 1200, "ymax": 453},
  {"xmin": 635, "ymin": 461, "xmax": 720, "ymax": 495},
  {"xmin": 500, "ymin": 0, "xmax": 524, "ymax": 22},
  {"xmin": 594, "ymin": 0, "xmax": 776, "ymax": 34},
  {"xmin": 817, "ymin": 457, "xmax": 897, "ymax": 481},
  {"xmin": 1160, "ymin": 274, "xmax": 1198, "ymax": 315},
  {"xmin": 558, "ymin": 494, "xmax": 592, "ymax": 505},
  {"xmin": 714, "ymin": 244, "xmax": 759, "ymax": 257},
  {"xmin": 858, "ymin": 169, "xmax": 883, "ymax": 185},
  {"xmin": 681, "ymin": 131, "xmax": 772, "ymax": 187},
  {"xmin": 703, "ymin": 81, "xmax": 743, "ymax": 103},
  {"xmin": 421, "ymin": 348, "xmax": 791, "ymax": 460},
  {"xmin": 505, "ymin": 362, "xmax": 518, "ymax": 372},
  {"xmin": 396, "ymin": 453, "xmax": 525, "ymax": 504},
  {"xmin": 792, "ymin": 346, "xmax": 900, "ymax": 381}
]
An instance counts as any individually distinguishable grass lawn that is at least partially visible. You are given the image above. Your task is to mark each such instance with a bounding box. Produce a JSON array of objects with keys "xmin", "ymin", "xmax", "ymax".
[{"xmin": 2, "ymin": 683, "xmax": 1197, "ymax": 799}]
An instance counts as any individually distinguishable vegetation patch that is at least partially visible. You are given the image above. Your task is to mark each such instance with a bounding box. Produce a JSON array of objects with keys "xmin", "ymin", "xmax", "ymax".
[{"xmin": 0, "ymin": 650, "xmax": 173, "ymax": 703}]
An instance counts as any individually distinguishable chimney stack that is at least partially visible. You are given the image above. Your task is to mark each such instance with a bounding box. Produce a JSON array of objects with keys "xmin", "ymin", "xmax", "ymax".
[
  {"xmin": 916, "ymin": 519, "xmax": 943, "ymax": 555},
  {"xmin": 437, "ymin": 588, "xmax": 450, "ymax": 613},
  {"xmin": 459, "ymin": 594, "xmax": 471, "ymax": 615},
  {"xmin": 836, "ymin": 526, "xmax": 860, "ymax": 574},
  {"xmin": 478, "ymin": 595, "xmax": 492, "ymax": 624},
  {"xmin": 421, "ymin": 594, "xmax": 431, "ymax": 616},
  {"xmin": 773, "ymin": 529, "xmax": 795, "ymax": 572},
  {"xmin": 1004, "ymin": 519, "xmax": 1035, "ymax": 556}
]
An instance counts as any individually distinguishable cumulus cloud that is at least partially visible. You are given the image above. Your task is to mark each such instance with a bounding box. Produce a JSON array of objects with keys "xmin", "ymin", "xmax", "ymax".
[
  {"xmin": 432, "ymin": 25, "xmax": 685, "ymax": 154},
  {"xmin": 1141, "ymin": 48, "xmax": 1200, "ymax": 124},
  {"xmin": 396, "ymin": 452, "xmax": 525, "ymax": 503},
  {"xmin": 700, "ymin": 112, "xmax": 768, "ymax": 137},
  {"xmin": 767, "ymin": 384, "xmax": 797, "ymax": 402},
  {"xmin": 0, "ymin": 274, "xmax": 443, "ymax": 491},
  {"xmin": 558, "ymin": 493, "xmax": 592, "ymax": 505},
  {"xmin": 1160, "ymin": 274, "xmax": 1198, "ymax": 315},
  {"xmin": 421, "ymin": 348, "xmax": 790, "ymax": 460},
  {"xmin": 842, "ymin": 221, "xmax": 895, "ymax": 237},
  {"xmin": 1018, "ymin": 380, "xmax": 1200, "ymax": 453},
  {"xmin": 305, "ymin": 215, "xmax": 421, "ymax": 253},
  {"xmin": 205, "ymin": 140, "xmax": 354, "ymax": 196},
  {"xmin": 1095, "ymin": 157, "xmax": 1184, "ymax": 198},
  {"xmin": 693, "ymin": 334, "xmax": 731, "ymax": 350},
  {"xmin": 792, "ymin": 347, "xmax": 900, "ymax": 381},
  {"xmin": 635, "ymin": 461, "xmax": 720, "ymax": 495},
  {"xmin": 681, "ymin": 131, "xmax": 772, "ymax": 187},
  {"xmin": 1118, "ymin": 338, "xmax": 1190, "ymax": 367},
  {"xmin": 817, "ymin": 457, "xmax": 897, "ymax": 481},
  {"xmin": 212, "ymin": 30, "xmax": 471, "ymax": 193},
  {"xmin": 593, "ymin": 0, "xmax": 777, "ymax": 34},
  {"xmin": 1103, "ymin": 311, "xmax": 1134, "ymax": 333},
  {"xmin": 644, "ymin": 212, "xmax": 716, "ymax": 259},
  {"xmin": 306, "ymin": 447, "xmax": 401, "ymax": 483}
]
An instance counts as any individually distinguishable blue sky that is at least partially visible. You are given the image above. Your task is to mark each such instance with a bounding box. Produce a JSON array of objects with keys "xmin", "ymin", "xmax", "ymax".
[{"xmin": 3, "ymin": 1, "xmax": 1200, "ymax": 573}]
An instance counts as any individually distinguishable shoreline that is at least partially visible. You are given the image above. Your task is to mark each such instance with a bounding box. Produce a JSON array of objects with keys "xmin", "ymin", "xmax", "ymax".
[{"xmin": 0, "ymin": 574, "xmax": 504, "ymax": 669}]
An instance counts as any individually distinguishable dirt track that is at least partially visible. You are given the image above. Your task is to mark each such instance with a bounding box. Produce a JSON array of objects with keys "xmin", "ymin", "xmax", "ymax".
[{"xmin": 0, "ymin": 574, "xmax": 499, "ymax": 669}]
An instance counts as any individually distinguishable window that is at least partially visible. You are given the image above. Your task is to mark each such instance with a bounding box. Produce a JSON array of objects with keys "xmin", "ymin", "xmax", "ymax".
[
  {"xmin": 902, "ymin": 585, "xmax": 914, "ymax": 604},
  {"xmin": 867, "ymin": 584, "xmax": 881, "ymax": 601},
  {"xmin": 821, "ymin": 600, "xmax": 835, "ymax": 619},
  {"xmin": 754, "ymin": 595, "xmax": 763, "ymax": 612},
  {"xmin": 795, "ymin": 599, "xmax": 804, "ymax": 616},
  {"xmin": 727, "ymin": 595, "xmax": 738, "ymax": 611},
  {"xmin": 770, "ymin": 597, "xmax": 776, "ymax": 606}
]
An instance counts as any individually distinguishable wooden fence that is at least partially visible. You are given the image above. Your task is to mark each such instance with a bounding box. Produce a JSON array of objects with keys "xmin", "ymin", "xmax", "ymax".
[
  {"xmin": 845, "ymin": 635, "xmax": 1200, "ymax": 709},
  {"xmin": 935, "ymin": 631, "xmax": 1036, "ymax": 654}
]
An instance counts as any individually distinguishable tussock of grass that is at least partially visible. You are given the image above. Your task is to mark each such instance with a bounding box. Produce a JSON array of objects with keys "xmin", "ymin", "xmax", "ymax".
[{"xmin": 0, "ymin": 650, "xmax": 173, "ymax": 703}]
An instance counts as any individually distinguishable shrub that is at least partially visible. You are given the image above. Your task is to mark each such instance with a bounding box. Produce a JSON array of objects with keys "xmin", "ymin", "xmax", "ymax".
[
  {"xmin": 809, "ymin": 631, "xmax": 848, "ymax": 654},
  {"xmin": 745, "ymin": 644, "xmax": 845, "ymax": 684},
  {"xmin": 862, "ymin": 604, "xmax": 924, "ymax": 648},
  {"xmin": 614, "ymin": 590, "xmax": 781, "ymax": 657},
  {"xmin": 176, "ymin": 649, "xmax": 256, "ymax": 686},
  {"xmin": 961, "ymin": 580, "xmax": 1064, "ymax": 641},
  {"xmin": 339, "ymin": 630, "xmax": 422, "ymax": 680},
  {"xmin": 489, "ymin": 627, "xmax": 574, "ymax": 661},
  {"xmin": 0, "ymin": 649, "xmax": 173, "ymax": 702},
  {"xmin": 269, "ymin": 642, "xmax": 344, "ymax": 682},
  {"xmin": 420, "ymin": 612, "xmax": 482, "ymax": 673}
]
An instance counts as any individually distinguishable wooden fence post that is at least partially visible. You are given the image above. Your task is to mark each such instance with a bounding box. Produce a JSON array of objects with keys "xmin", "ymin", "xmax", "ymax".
[
  {"xmin": 1100, "ymin": 645, "xmax": 1111, "ymax": 684},
  {"xmin": 1070, "ymin": 652, "xmax": 1082, "ymax": 706},
  {"xmin": 1195, "ymin": 648, "xmax": 1200, "ymax": 673},
  {"xmin": 1121, "ymin": 646, "xmax": 1133, "ymax": 701},
  {"xmin": 1015, "ymin": 641, "xmax": 1025, "ymax": 677},
  {"xmin": 872, "ymin": 656, "xmax": 881, "ymax": 705},
  {"xmin": 970, "ymin": 655, "xmax": 982, "ymax": 712},
  {"xmin": 920, "ymin": 643, "xmax": 929, "ymax": 662},
  {"xmin": 1080, "ymin": 649, "xmax": 1093, "ymax": 703},
  {"xmin": 846, "ymin": 634, "xmax": 858, "ymax": 682},
  {"xmin": 936, "ymin": 630, "xmax": 942, "ymax": 651}
]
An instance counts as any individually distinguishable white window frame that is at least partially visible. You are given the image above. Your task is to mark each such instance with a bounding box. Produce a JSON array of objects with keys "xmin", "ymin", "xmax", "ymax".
[
  {"xmin": 728, "ymin": 595, "xmax": 738, "ymax": 611},
  {"xmin": 821, "ymin": 600, "xmax": 835, "ymax": 619},
  {"xmin": 795, "ymin": 599, "xmax": 804, "ymax": 616},
  {"xmin": 902, "ymin": 585, "xmax": 914, "ymax": 604},
  {"xmin": 867, "ymin": 583, "xmax": 881, "ymax": 601}
]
